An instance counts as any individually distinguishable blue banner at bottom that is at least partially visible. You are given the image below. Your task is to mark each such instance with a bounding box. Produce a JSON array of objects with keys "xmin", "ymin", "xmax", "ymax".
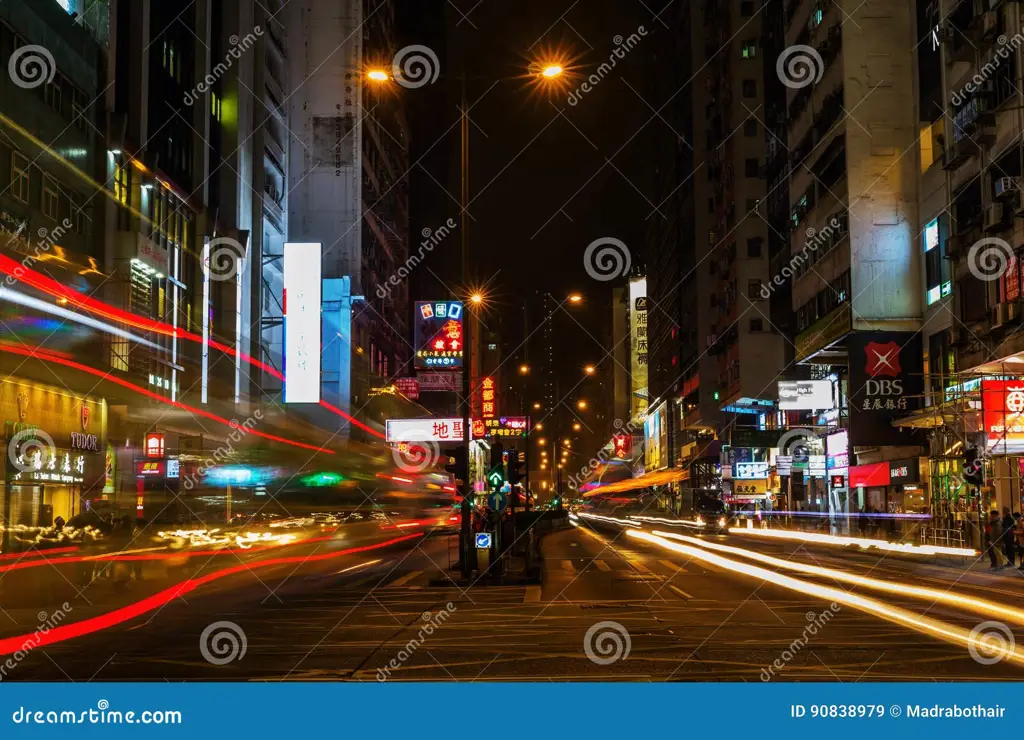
[{"xmin": 0, "ymin": 683, "xmax": 1019, "ymax": 738}]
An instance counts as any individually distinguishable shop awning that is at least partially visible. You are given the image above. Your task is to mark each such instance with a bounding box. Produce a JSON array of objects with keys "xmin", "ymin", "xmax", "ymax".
[{"xmin": 582, "ymin": 468, "xmax": 688, "ymax": 498}]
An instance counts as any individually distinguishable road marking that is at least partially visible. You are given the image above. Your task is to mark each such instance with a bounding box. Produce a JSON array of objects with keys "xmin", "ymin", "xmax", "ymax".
[
  {"xmin": 660, "ymin": 559, "xmax": 686, "ymax": 574},
  {"xmin": 385, "ymin": 570, "xmax": 422, "ymax": 588},
  {"xmin": 594, "ymin": 560, "xmax": 611, "ymax": 572},
  {"xmin": 524, "ymin": 585, "xmax": 542, "ymax": 602},
  {"xmin": 668, "ymin": 584, "xmax": 694, "ymax": 600},
  {"xmin": 561, "ymin": 560, "xmax": 576, "ymax": 574},
  {"xmin": 628, "ymin": 559, "xmax": 652, "ymax": 574}
]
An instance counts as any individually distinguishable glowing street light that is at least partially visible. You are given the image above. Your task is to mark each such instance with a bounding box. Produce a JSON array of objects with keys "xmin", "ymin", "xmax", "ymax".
[
  {"xmin": 532, "ymin": 402, "xmax": 542, "ymax": 410},
  {"xmin": 366, "ymin": 69, "xmax": 390, "ymax": 82},
  {"xmin": 535, "ymin": 422, "xmax": 543, "ymax": 431},
  {"xmin": 572, "ymin": 422, "xmax": 582, "ymax": 431},
  {"xmin": 470, "ymin": 293, "xmax": 484, "ymax": 305},
  {"xmin": 568, "ymin": 293, "xmax": 583, "ymax": 304},
  {"xmin": 541, "ymin": 64, "xmax": 564, "ymax": 78},
  {"xmin": 519, "ymin": 364, "xmax": 530, "ymax": 375},
  {"xmin": 584, "ymin": 365, "xmax": 595, "ymax": 375},
  {"xmin": 563, "ymin": 439, "xmax": 571, "ymax": 446},
  {"xmin": 538, "ymin": 437, "xmax": 547, "ymax": 445},
  {"xmin": 577, "ymin": 400, "xmax": 588, "ymax": 410}
]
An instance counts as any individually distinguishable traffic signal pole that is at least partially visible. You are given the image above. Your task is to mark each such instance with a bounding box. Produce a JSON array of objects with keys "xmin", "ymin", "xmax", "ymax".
[{"xmin": 459, "ymin": 74, "xmax": 473, "ymax": 580}]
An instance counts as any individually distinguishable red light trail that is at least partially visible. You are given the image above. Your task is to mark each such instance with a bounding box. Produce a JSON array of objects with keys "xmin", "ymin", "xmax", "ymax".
[{"xmin": 0, "ymin": 533, "xmax": 422, "ymax": 655}]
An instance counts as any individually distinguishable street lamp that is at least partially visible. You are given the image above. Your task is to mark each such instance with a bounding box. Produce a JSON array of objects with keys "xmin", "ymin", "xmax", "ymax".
[
  {"xmin": 541, "ymin": 64, "xmax": 564, "ymax": 78},
  {"xmin": 538, "ymin": 437, "xmax": 547, "ymax": 445},
  {"xmin": 584, "ymin": 365, "xmax": 595, "ymax": 375},
  {"xmin": 577, "ymin": 400, "xmax": 588, "ymax": 410},
  {"xmin": 519, "ymin": 364, "xmax": 529, "ymax": 375},
  {"xmin": 572, "ymin": 422, "xmax": 582, "ymax": 431},
  {"xmin": 366, "ymin": 69, "xmax": 389, "ymax": 82},
  {"xmin": 470, "ymin": 293, "xmax": 484, "ymax": 305},
  {"xmin": 568, "ymin": 293, "xmax": 583, "ymax": 304},
  {"xmin": 535, "ymin": 422, "xmax": 543, "ymax": 431},
  {"xmin": 532, "ymin": 402, "xmax": 542, "ymax": 410}
]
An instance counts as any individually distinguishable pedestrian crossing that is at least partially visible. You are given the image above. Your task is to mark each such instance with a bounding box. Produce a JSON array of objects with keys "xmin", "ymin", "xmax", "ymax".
[{"xmin": 548, "ymin": 557, "xmax": 714, "ymax": 579}]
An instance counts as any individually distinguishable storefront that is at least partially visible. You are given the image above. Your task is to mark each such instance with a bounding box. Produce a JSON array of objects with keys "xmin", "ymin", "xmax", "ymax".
[
  {"xmin": 847, "ymin": 457, "xmax": 927, "ymax": 515},
  {"xmin": 0, "ymin": 379, "xmax": 106, "ymax": 540}
]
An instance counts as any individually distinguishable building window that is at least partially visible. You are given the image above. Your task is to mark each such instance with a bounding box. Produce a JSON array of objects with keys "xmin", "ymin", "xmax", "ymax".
[
  {"xmin": 70, "ymin": 193, "xmax": 86, "ymax": 234},
  {"xmin": 11, "ymin": 152, "xmax": 29, "ymax": 203},
  {"xmin": 744, "ymin": 158, "xmax": 759, "ymax": 177},
  {"xmin": 747, "ymin": 238, "xmax": 762, "ymax": 258},
  {"xmin": 749, "ymin": 318, "xmax": 763, "ymax": 332},
  {"xmin": 741, "ymin": 41, "xmax": 757, "ymax": 59},
  {"xmin": 211, "ymin": 91, "xmax": 222, "ymax": 122},
  {"xmin": 748, "ymin": 279, "xmax": 763, "ymax": 299},
  {"xmin": 744, "ymin": 119, "xmax": 758, "ymax": 137},
  {"xmin": 746, "ymin": 198, "xmax": 759, "ymax": 213},
  {"xmin": 113, "ymin": 161, "xmax": 129, "ymax": 206},
  {"xmin": 42, "ymin": 175, "xmax": 59, "ymax": 219},
  {"xmin": 45, "ymin": 76, "xmax": 62, "ymax": 114},
  {"xmin": 742, "ymin": 79, "xmax": 757, "ymax": 98}
]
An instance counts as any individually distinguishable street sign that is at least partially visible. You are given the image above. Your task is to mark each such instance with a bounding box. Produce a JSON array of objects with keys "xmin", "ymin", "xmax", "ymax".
[
  {"xmin": 475, "ymin": 533, "xmax": 492, "ymax": 549},
  {"xmin": 486, "ymin": 468, "xmax": 504, "ymax": 489},
  {"xmin": 488, "ymin": 491, "xmax": 508, "ymax": 512}
]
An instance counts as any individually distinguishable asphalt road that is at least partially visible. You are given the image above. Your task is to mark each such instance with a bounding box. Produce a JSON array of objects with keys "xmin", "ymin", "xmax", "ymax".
[{"xmin": 2, "ymin": 520, "xmax": 1022, "ymax": 681}]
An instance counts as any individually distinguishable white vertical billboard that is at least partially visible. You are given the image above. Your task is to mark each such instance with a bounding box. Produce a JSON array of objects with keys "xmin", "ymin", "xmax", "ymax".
[
  {"xmin": 629, "ymin": 277, "xmax": 649, "ymax": 421},
  {"xmin": 283, "ymin": 242, "xmax": 322, "ymax": 403}
]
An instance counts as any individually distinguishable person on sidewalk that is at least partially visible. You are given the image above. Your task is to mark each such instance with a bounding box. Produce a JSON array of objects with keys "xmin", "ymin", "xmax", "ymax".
[
  {"xmin": 1003, "ymin": 507, "xmax": 1017, "ymax": 569},
  {"xmin": 986, "ymin": 510, "xmax": 1004, "ymax": 569}
]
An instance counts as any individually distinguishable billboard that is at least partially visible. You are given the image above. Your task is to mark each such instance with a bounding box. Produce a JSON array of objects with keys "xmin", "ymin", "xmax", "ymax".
[
  {"xmin": 283, "ymin": 242, "xmax": 322, "ymax": 403},
  {"xmin": 778, "ymin": 380, "xmax": 834, "ymax": 410},
  {"xmin": 414, "ymin": 301, "xmax": 463, "ymax": 371},
  {"xmin": 982, "ymin": 380, "xmax": 1024, "ymax": 454},
  {"xmin": 419, "ymin": 372, "xmax": 461, "ymax": 392},
  {"xmin": 629, "ymin": 277, "xmax": 648, "ymax": 420},
  {"xmin": 847, "ymin": 331, "xmax": 922, "ymax": 446},
  {"xmin": 386, "ymin": 418, "xmax": 467, "ymax": 443},
  {"xmin": 476, "ymin": 416, "xmax": 529, "ymax": 439}
]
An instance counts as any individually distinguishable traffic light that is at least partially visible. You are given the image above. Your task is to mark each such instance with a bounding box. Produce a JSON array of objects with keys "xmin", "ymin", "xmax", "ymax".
[
  {"xmin": 507, "ymin": 451, "xmax": 523, "ymax": 485},
  {"xmin": 444, "ymin": 446, "xmax": 467, "ymax": 484},
  {"xmin": 490, "ymin": 442, "xmax": 504, "ymax": 472}
]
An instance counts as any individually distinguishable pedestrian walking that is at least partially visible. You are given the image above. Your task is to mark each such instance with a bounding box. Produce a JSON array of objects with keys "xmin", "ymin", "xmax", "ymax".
[{"xmin": 986, "ymin": 510, "xmax": 1003, "ymax": 569}]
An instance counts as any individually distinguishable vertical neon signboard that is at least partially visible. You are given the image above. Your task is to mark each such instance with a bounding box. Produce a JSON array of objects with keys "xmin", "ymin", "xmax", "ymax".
[{"xmin": 283, "ymin": 242, "xmax": 322, "ymax": 403}]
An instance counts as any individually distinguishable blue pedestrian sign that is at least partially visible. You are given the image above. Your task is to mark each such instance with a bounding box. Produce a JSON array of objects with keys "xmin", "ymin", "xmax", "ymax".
[
  {"xmin": 488, "ymin": 491, "xmax": 508, "ymax": 512},
  {"xmin": 475, "ymin": 532, "xmax": 492, "ymax": 549}
]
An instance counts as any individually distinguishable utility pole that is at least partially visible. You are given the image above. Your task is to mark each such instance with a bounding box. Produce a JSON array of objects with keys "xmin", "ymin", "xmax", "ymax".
[{"xmin": 459, "ymin": 74, "xmax": 474, "ymax": 579}]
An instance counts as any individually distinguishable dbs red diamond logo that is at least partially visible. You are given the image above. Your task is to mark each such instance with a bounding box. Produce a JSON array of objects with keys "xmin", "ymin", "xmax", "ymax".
[{"xmin": 864, "ymin": 341, "xmax": 901, "ymax": 378}]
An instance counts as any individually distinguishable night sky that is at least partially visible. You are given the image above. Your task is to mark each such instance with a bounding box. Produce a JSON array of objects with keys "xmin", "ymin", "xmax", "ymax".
[{"xmin": 399, "ymin": 0, "xmax": 669, "ymax": 450}]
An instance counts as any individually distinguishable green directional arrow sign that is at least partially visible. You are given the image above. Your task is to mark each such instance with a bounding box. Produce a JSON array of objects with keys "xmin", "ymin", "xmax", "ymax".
[{"xmin": 487, "ymin": 468, "xmax": 504, "ymax": 489}]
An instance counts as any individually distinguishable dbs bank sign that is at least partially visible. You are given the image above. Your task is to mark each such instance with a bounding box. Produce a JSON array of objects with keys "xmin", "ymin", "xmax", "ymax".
[{"xmin": 849, "ymin": 332, "xmax": 922, "ymax": 446}]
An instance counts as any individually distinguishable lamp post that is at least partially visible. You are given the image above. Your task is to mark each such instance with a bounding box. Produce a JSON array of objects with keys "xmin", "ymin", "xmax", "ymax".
[{"xmin": 367, "ymin": 63, "xmax": 564, "ymax": 577}]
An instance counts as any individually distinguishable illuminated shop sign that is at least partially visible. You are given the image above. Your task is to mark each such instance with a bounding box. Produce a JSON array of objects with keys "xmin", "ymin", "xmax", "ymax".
[
  {"xmin": 778, "ymin": 380, "xmax": 834, "ymax": 410},
  {"xmin": 11, "ymin": 449, "xmax": 86, "ymax": 484},
  {"xmin": 386, "ymin": 418, "xmax": 466, "ymax": 443},
  {"xmin": 414, "ymin": 302, "xmax": 464, "ymax": 370},
  {"xmin": 476, "ymin": 417, "xmax": 529, "ymax": 439},
  {"xmin": 734, "ymin": 461, "xmax": 770, "ymax": 479}
]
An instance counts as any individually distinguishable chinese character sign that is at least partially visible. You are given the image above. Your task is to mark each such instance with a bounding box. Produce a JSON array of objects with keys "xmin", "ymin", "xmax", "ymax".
[
  {"xmin": 283, "ymin": 242, "xmax": 323, "ymax": 403},
  {"xmin": 414, "ymin": 301, "xmax": 464, "ymax": 370},
  {"xmin": 481, "ymin": 377, "xmax": 496, "ymax": 419},
  {"xmin": 847, "ymin": 331, "xmax": 922, "ymax": 447},
  {"xmin": 629, "ymin": 277, "xmax": 649, "ymax": 420},
  {"xmin": 386, "ymin": 418, "xmax": 466, "ymax": 443}
]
